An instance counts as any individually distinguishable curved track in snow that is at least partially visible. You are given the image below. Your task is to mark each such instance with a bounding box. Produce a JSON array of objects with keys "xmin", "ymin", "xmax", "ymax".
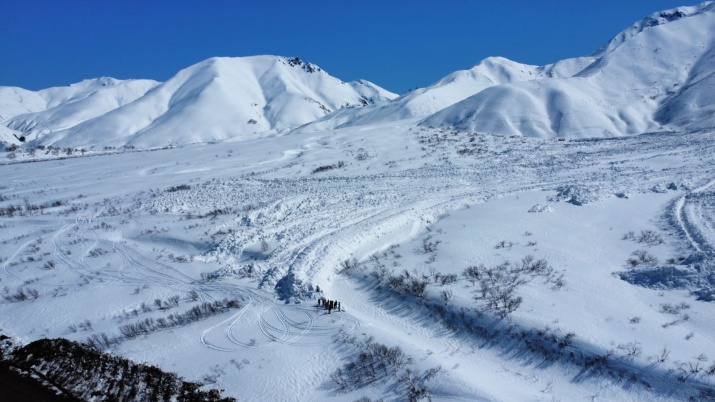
[{"xmin": 673, "ymin": 179, "xmax": 715, "ymax": 254}]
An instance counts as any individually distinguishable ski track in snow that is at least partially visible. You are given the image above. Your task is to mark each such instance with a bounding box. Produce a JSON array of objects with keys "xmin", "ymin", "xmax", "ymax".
[{"xmin": 674, "ymin": 179, "xmax": 715, "ymax": 254}]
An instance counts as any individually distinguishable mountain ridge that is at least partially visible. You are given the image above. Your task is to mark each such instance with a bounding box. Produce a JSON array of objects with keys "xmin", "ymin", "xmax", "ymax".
[
  {"xmin": 1, "ymin": 55, "xmax": 397, "ymax": 148},
  {"xmin": 421, "ymin": 1, "xmax": 715, "ymax": 138},
  {"xmin": 2, "ymin": 2, "xmax": 714, "ymax": 148}
]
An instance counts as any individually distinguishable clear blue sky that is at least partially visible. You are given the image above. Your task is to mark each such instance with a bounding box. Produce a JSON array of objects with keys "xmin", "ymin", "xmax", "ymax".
[{"xmin": 0, "ymin": 0, "xmax": 694, "ymax": 94}]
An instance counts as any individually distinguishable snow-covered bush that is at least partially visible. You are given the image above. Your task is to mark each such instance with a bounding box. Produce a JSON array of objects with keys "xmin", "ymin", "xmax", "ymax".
[
  {"xmin": 627, "ymin": 249, "xmax": 659, "ymax": 268},
  {"xmin": 548, "ymin": 185, "xmax": 600, "ymax": 205},
  {"xmin": 528, "ymin": 203, "xmax": 552, "ymax": 213}
]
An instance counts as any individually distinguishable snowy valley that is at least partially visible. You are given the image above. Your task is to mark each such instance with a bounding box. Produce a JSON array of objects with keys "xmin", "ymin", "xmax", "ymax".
[{"xmin": 1, "ymin": 2, "xmax": 715, "ymax": 402}]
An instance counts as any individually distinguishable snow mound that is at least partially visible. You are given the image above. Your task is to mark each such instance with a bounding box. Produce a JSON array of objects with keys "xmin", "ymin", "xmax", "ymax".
[
  {"xmin": 547, "ymin": 185, "xmax": 600, "ymax": 206},
  {"xmin": 528, "ymin": 203, "xmax": 553, "ymax": 213}
]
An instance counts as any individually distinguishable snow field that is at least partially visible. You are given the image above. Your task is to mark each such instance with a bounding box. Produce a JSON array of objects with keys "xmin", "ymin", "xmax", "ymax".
[{"xmin": 1, "ymin": 122, "xmax": 714, "ymax": 400}]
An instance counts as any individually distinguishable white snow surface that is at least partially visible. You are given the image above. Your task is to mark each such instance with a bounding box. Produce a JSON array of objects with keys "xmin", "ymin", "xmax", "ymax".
[{"xmin": 1, "ymin": 119, "xmax": 715, "ymax": 400}]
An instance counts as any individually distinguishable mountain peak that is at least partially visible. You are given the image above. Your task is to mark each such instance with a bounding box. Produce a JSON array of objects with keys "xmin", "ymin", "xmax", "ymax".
[
  {"xmin": 76, "ymin": 77, "xmax": 122, "ymax": 87},
  {"xmin": 1, "ymin": 55, "xmax": 395, "ymax": 149},
  {"xmin": 284, "ymin": 56, "xmax": 322, "ymax": 73},
  {"xmin": 592, "ymin": 1, "xmax": 715, "ymax": 57},
  {"xmin": 422, "ymin": 1, "xmax": 715, "ymax": 138}
]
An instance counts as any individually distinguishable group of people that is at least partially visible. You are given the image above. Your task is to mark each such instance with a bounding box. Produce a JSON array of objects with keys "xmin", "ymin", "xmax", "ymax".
[{"xmin": 317, "ymin": 297, "xmax": 341, "ymax": 314}]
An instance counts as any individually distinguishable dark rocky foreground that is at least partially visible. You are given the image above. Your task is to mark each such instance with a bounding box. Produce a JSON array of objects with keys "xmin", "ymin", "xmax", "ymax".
[
  {"xmin": 0, "ymin": 360, "xmax": 78, "ymax": 401},
  {"xmin": 0, "ymin": 335, "xmax": 235, "ymax": 402}
]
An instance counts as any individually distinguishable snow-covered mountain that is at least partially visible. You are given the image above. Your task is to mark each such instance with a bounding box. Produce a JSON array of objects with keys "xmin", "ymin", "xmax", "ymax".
[
  {"xmin": 1, "ymin": 56, "xmax": 396, "ymax": 149},
  {"xmin": 3, "ymin": 3, "xmax": 714, "ymax": 147},
  {"xmin": 0, "ymin": 78, "xmax": 160, "ymax": 144},
  {"xmin": 422, "ymin": 2, "xmax": 715, "ymax": 138},
  {"xmin": 300, "ymin": 2, "xmax": 715, "ymax": 139},
  {"xmin": 299, "ymin": 55, "xmax": 597, "ymax": 132}
]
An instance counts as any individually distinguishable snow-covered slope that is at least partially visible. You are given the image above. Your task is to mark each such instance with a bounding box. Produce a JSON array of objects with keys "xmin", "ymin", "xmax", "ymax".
[
  {"xmin": 299, "ymin": 55, "xmax": 596, "ymax": 133},
  {"xmin": 422, "ymin": 2, "xmax": 715, "ymax": 138},
  {"xmin": 1, "ymin": 56, "xmax": 396, "ymax": 149},
  {"xmin": 0, "ymin": 87, "xmax": 47, "ymax": 119},
  {"xmin": 353, "ymin": 57, "xmax": 545, "ymax": 123},
  {"xmin": 3, "ymin": 78, "xmax": 159, "ymax": 139},
  {"xmin": 0, "ymin": 87, "xmax": 48, "ymax": 144}
]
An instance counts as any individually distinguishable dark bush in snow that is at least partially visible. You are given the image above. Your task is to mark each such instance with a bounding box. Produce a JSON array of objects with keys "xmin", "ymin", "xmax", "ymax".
[
  {"xmin": 118, "ymin": 298, "xmax": 241, "ymax": 340},
  {"xmin": 166, "ymin": 184, "xmax": 191, "ymax": 192},
  {"xmin": 311, "ymin": 161, "xmax": 345, "ymax": 173}
]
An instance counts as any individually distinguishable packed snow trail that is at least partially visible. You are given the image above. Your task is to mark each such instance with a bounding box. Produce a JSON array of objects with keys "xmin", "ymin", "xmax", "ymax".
[{"xmin": 674, "ymin": 178, "xmax": 715, "ymax": 254}]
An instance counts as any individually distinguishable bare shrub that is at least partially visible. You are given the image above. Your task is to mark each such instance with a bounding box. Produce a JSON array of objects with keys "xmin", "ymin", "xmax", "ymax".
[
  {"xmin": 440, "ymin": 289, "xmax": 453, "ymax": 303},
  {"xmin": 462, "ymin": 256, "xmax": 560, "ymax": 319},
  {"xmin": 166, "ymin": 184, "xmax": 191, "ymax": 192},
  {"xmin": 463, "ymin": 265, "xmax": 483, "ymax": 285},
  {"xmin": 660, "ymin": 303, "xmax": 689, "ymax": 315},
  {"xmin": 618, "ymin": 341, "xmax": 642, "ymax": 357},
  {"xmin": 312, "ymin": 161, "xmax": 345, "ymax": 174},
  {"xmin": 387, "ymin": 271, "xmax": 428, "ymax": 299},
  {"xmin": 340, "ymin": 258, "xmax": 359, "ymax": 271},
  {"xmin": 168, "ymin": 295, "xmax": 180, "ymax": 308},
  {"xmin": 439, "ymin": 274, "xmax": 457, "ymax": 285},
  {"xmin": 188, "ymin": 290, "xmax": 200, "ymax": 302},
  {"xmin": 398, "ymin": 367, "xmax": 442, "ymax": 402},
  {"xmin": 494, "ymin": 240, "xmax": 513, "ymax": 249},
  {"xmin": 654, "ymin": 346, "xmax": 670, "ymax": 363},
  {"xmin": 622, "ymin": 231, "xmax": 636, "ymax": 241},
  {"xmin": 707, "ymin": 363, "xmax": 715, "ymax": 376},
  {"xmin": 331, "ymin": 332, "xmax": 439, "ymax": 400},
  {"xmin": 370, "ymin": 265, "xmax": 389, "ymax": 283},
  {"xmin": 623, "ymin": 230, "xmax": 664, "ymax": 246},
  {"xmin": 422, "ymin": 238, "xmax": 440, "ymax": 253},
  {"xmin": 120, "ymin": 299, "xmax": 241, "ymax": 340},
  {"xmin": 26, "ymin": 288, "xmax": 39, "ymax": 300},
  {"xmin": 628, "ymin": 249, "xmax": 659, "ymax": 268},
  {"xmin": 636, "ymin": 230, "xmax": 664, "ymax": 246}
]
